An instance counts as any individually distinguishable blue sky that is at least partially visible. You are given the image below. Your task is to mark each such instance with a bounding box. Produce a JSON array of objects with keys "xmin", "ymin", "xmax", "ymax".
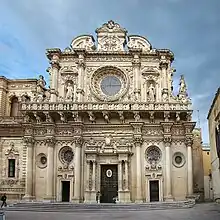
[{"xmin": 0, "ymin": 0, "xmax": 220, "ymax": 143}]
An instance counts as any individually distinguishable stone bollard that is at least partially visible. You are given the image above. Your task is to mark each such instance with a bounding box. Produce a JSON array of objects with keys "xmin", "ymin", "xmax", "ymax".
[{"xmin": 0, "ymin": 211, "xmax": 5, "ymax": 220}]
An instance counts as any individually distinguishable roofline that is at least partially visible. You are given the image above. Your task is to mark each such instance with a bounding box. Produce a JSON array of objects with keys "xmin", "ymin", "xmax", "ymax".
[
  {"xmin": 0, "ymin": 76, "xmax": 37, "ymax": 81},
  {"xmin": 207, "ymin": 87, "xmax": 220, "ymax": 119}
]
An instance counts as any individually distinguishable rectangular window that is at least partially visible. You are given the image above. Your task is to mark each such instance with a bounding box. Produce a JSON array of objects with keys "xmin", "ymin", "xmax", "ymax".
[{"xmin": 8, "ymin": 159, "xmax": 16, "ymax": 178}]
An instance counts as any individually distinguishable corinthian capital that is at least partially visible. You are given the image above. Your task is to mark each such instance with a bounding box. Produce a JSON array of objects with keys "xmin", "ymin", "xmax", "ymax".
[
  {"xmin": 74, "ymin": 136, "xmax": 83, "ymax": 146},
  {"xmin": 23, "ymin": 137, "xmax": 34, "ymax": 147},
  {"xmin": 163, "ymin": 135, "xmax": 172, "ymax": 147},
  {"xmin": 133, "ymin": 135, "xmax": 143, "ymax": 145},
  {"xmin": 185, "ymin": 136, "xmax": 193, "ymax": 147},
  {"xmin": 44, "ymin": 137, "xmax": 56, "ymax": 147}
]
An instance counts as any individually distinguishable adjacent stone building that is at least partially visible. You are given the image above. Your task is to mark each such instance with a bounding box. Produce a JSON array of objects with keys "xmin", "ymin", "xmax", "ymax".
[
  {"xmin": 0, "ymin": 21, "xmax": 196, "ymax": 203},
  {"xmin": 207, "ymin": 87, "xmax": 220, "ymax": 203}
]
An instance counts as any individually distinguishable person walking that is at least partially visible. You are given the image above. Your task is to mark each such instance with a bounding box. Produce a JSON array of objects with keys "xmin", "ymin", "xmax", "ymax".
[{"xmin": 1, "ymin": 193, "xmax": 7, "ymax": 208}]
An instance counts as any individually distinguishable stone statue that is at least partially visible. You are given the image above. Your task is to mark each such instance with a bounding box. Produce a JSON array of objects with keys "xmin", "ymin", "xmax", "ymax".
[
  {"xmin": 88, "ymin": 111, "xmax": 96, "ymax": 123},
  {"xmin": 179, "ymin": 75, "xmax": 187, "ymax": 94},
  {"xmin": 147, "ymin": 83, "xmax": 155, "ymax": 102},
  {"xmin": 65, "ymin": 82, "xmax": 74, "ymax": 100},
  {"xmin": 36, "ymin": 75, "xmax": 46, "ymax": 95}
]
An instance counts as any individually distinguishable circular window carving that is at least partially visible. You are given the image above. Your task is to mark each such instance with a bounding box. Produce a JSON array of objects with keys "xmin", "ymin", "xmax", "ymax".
[
  {"xmin": 145, "ymin": 146, "xmax": 162, "ymax": 164},
  {"xmin": 101, "ymin": 75, "xmax": 122, "ymax": 96},
  {"xmin": 59, "ymin": 146, "xmax": 74, "ymax": 164},
  {"xmin": 106, "ymin": 169, "xmax": 112, "ymax": 178},
  {"xmin": 90, "ymin": 66, "xmax": 129, "ymax": 101},
  {"xmin": 173, "ymin": 152, "xmax": 185, "ymax": 168},
  {"xmin": 36, "ymin": 153, "xmax": 47, "ymax": 169}
]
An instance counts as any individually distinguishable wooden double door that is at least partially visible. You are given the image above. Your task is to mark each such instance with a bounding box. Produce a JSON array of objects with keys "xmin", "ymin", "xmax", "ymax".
[{"xmin": 100, "ymin": 165, "xmax": 118, "ymax": 203}]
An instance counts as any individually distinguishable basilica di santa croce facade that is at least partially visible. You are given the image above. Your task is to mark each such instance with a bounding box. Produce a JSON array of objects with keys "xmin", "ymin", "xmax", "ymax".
[{"xmin": 0, "ymin": 21, "xmax": 196, "ymax": 203}]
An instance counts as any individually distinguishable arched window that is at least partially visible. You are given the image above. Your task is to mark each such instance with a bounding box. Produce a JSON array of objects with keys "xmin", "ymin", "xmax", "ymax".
[{"xmin": 10, "ymin": 96, "xmax": 19, "ymax": 117}]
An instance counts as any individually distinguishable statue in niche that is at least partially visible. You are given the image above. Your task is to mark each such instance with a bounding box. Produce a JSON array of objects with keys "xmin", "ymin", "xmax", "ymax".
[
  {"xmin": 65, "ymin": 82, "xmax": 74, "ymax": 100},
  {"xmin": 36, "ymin": 75, "xmax": 46, "ymax": 95},
  {"xmin": 179, "ymin": 75, "xmax": 187, "ymax": 94},
  {"xmin": 147, "ymin": 83, "xmax": 156, "ymax": 102}
]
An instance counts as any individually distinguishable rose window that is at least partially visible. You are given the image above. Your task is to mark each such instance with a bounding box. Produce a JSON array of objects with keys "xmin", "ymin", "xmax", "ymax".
[
  {"xmin": 59, "ymin": 146, "xmax": 74, "ymax": 164},
  {"xmin": 90, "ymin": 66, "xmax": 129, "ymax": 101},
  {"xmin": 145, "ymin": 146, "xmax": 162, "ymax": 164}
]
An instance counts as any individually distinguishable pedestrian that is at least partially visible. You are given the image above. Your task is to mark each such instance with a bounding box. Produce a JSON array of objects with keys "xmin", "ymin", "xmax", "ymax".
[{"xmin": 1, "ymin": 193, "xmax": 7, "ymax": 208}]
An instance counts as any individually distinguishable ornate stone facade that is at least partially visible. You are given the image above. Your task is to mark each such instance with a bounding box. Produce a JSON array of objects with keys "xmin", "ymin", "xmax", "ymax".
[{"xmin": 0, "ymin": 21, "xmax": 196, "ymax": 203}]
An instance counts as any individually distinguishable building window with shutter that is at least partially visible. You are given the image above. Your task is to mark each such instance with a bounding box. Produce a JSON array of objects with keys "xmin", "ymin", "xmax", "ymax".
[{"xmin": 8, "ymin": 159, "xmax": 16, "ymax": 178}]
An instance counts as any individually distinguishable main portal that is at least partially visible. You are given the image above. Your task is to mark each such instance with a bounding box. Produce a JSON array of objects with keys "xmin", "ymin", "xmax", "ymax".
[{"xmin": 100, "ymin": 165, "xmax": 118, "ymax": 203}]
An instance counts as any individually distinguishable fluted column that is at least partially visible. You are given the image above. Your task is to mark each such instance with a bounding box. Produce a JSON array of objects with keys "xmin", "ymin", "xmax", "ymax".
[
  {"xmin": 186, "ymin": 137, "xmax": 193, "ymax": 196},
  {"xmin": 118, "ymin": 161, "xmax": 123, "ymax": 191},
  {"xmin": 44, "ymin": 138, "xmax": 55, "ymax": 201},
  {"xmin": 124, "ymin": 160, "xmax": 129, "ymax": 191},
  {"xmin": 23, "ymin": 137, "xmax": 34, "ymax": 200},
  {"xmin": 164, "ymin": 137, "xmax": 173, "ymax": 200},
  {"xmin": 92, "ymin": 160, "xmax": 96, "ymax": 191},
  {"xmin": 73, "ymin": 137, "xmax": 82, "ymax": 202}
]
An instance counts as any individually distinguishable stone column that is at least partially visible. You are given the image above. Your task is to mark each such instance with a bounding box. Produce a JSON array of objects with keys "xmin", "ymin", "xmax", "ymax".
[
  {"xmin": 160, "ymin": 61, "xmax": 169, "ymax": 98},
  {"xmin": 73, "ymin": 137, "xmax": 82, "ymax": 202},
  {"xmin": 50, "ymin": 55, "xmax": 60, "ymax": 102},
  {"xmin": 92, "ymin": 160, "xmax": 96, "ymax": 191},
  {"xmin": 76, "ymin": 51, "xmax": 85, "ymax": 102},
  {"xmin": 86, "ymin": 160, "xmax": 90, "ymax": 191},
  {"xmin": 164, "ymin": 136, "xmax": 173, "ymax": 200},
  {"xmin": 118, "ymin": 161, "xmax": 123, "ymax": 191},
  {"xmin": 124, "ymin": 160, "xmax": 129, "ymax": 191},
  {"xmin": 44, "ymin": 138, "xmax": 55, "ymax": 201},
  {"xmin": 132, "ymin": 52, "xmax": 141, "ymax": 101},
  {"xmin": 186, "ymin": 137, "xmax": 193, "ymax": 196},
  {"xmin": 135, "ymin": 138, "xmax": 143, "ymax": 203},
  {"xmin": 23, "ymin": 137, "xmax": 34, "ymax": 200}
]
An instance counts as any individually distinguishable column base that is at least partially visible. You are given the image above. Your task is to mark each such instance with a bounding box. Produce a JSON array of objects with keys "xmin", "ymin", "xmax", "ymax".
[
  {"xmin": 164, "ymin": 195, "xmax": 174, "ymax": 201},
  {"xmin": 22, "ymin": 195, "xmax": 35, "ymax": 201},
  {"xmin": 135, "ymin": 199, "xmax": 143, "ymax": 203},
  {"xmin": 43, "ymin": 196, "xmax": 55, "ymax": 203},
  {"xmin": 71, "ymin": 197, "xmax": 81, "ymax": 203}
]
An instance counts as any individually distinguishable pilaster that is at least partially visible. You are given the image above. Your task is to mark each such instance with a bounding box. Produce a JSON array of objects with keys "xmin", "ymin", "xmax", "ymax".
[
  {"xmin": 161, "ymin": 122, "xmax": 174, "ymax": 201},
  {"xmin": 49, "ymin": 54, "xmax": 61, "ymax": 102},
  {"xmin": 44, "ymin": 137, "xmax": 56, "ymax": 202},
  {"xmin": 131, "ymin": 49, "xmax": 141, "ymax": 102},
  {"xmin": 23, "ymin": 136, "xmax": 35, "ymax": 201},
  {"xmin": 72, "ymin": 136, "xmax": 83, "ymax": 203},
  {"xmin": 75, "ymin": 49, "xmax": 86, "ymax": 102}
]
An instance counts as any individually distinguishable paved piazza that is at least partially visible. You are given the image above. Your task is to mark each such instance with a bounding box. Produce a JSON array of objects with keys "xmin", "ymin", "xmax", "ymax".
[{"xmin": 4, "ymin": 203, "xmax": 220, "ymax": 220}]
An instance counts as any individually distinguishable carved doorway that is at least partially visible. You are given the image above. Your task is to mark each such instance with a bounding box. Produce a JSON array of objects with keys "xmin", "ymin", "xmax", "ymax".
[
  {"xmin": 150, "ymin": 180, "xmax": 159, "ymax": 202},
  {"xmin": 100, "ymin": 165, "xmax": 118, "ymax": 203},
  {"xmin": 61, "ymin": 181, "xmax": 70, "ymax": 202}
]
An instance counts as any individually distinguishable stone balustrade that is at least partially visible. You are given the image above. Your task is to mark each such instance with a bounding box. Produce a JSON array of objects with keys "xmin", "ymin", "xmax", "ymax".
[{"xmin": 20, "ymin": 101, "xmax": 192, "ymax": 112}]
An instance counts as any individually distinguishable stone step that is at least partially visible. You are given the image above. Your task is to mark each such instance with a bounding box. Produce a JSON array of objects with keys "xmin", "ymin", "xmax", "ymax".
[{"xmin": 5, "ymin": 200, "xmax": 195, "ymax": 212}]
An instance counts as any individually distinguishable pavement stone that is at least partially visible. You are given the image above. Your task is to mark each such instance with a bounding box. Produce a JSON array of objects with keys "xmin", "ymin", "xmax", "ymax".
[{"xmin": 3, "ymin": 202, "xmax": 220, "ymax": 220}]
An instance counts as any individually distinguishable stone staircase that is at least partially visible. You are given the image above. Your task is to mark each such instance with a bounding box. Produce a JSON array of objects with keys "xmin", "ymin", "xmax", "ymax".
[{"xmin": 5, "ymin": 200, "xmax": 196, "ymax": 212}]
